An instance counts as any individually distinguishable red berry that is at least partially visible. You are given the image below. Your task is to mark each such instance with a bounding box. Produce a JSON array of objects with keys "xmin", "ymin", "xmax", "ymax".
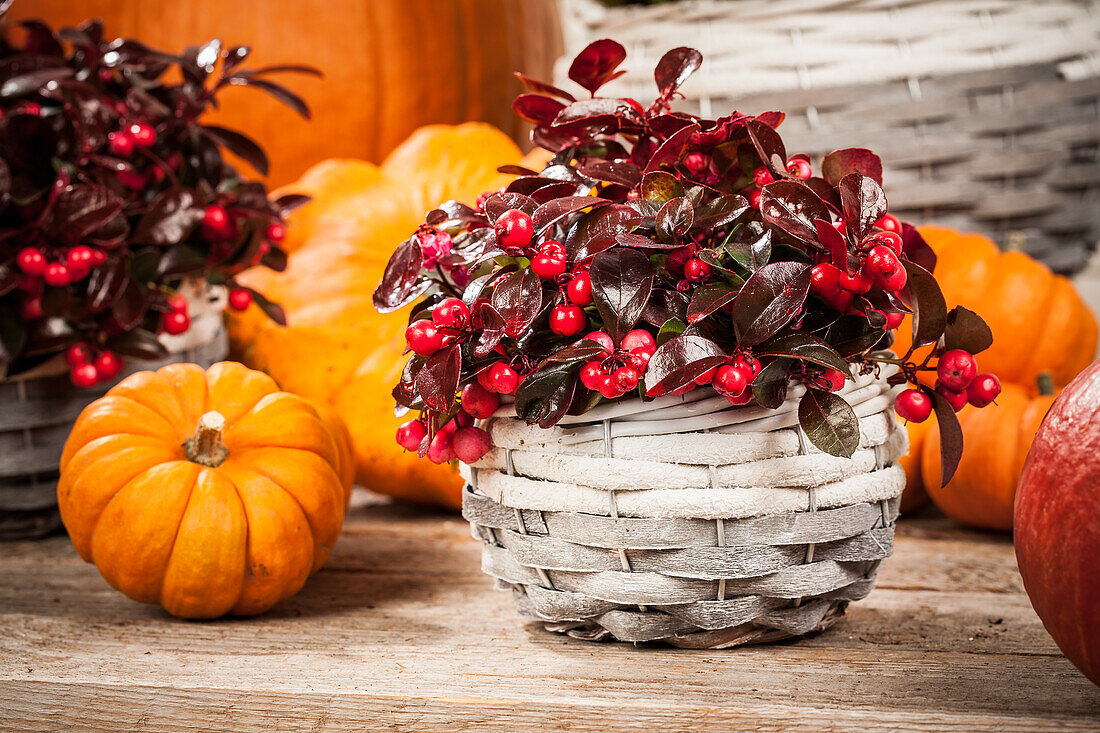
[
  {"xmin": 484, "ymin": 362, "xmax": 520, "ymax": 395},
  {"xmin": 453, "ymin": 426, "xmax": 492, "ymax": 463},
  {"xmin": 162, "ymin": 311, "xmax": 190, "ymax": 335},
  {"xmin": 108, "ymin": 131, "xmax": 134, "ymax": 156},
  {"xmin": 16, "ymin": 247, "xmax": 46, "ymax": 276},
  {"xmin": 823, "ymin": 289, "xmax": 855, "ymax": 311},
  {"xmin": 613, "ymin": 366, "xmax": 640, "ymax": 392},
  {"xmin": 495, "ymin": 209, "xmax": 534, "ymax": 248},
  {"xmin": 580, "ymin": 360, "xmax": 606, "ymax": 390},
  {"xmin": 683, "ymin": 257, "xmax": 712, "ymax": 283},
  {"xmin": 454, "ymin": 410, "xmax": 474, "ymax": 428},
  {"xmin": 732, "ymin": 353, "xmax": 762, "ymax": 380},
  {"xmin": 810, "ymin": 263, "xmax": 842, "ymax": 297},
  {"xmin": 405, "ymin": 319, "xmax": 443, "ymax": 357},
  {"xmin": 785, "ymin": 158, "xmax": 812, "ymax": 179},
  {"xmin": 432, "ymin": 297, "xmax": 470, "ymax": 329},
  {"xmin": 620, "ymin": 329, "xmax": 656, "ymax": 353},
  {"xmin": 539, "ymin": 240, "xmax": 566, "ymax": 259},
  {"xmin": 202, "ymin": 205, "xmax": 233, "ymax": 240},
  {"xmin": 597, "ymin": 374, "xmax": 624, "ymax": 400},
  {"xmin": 694, "ymin": 365, "xmax": 719, "ymax": 386},
  {"xmin": 937, "ymin": 349, "xmax": 978, "ymax": 391},
  {"xmin": 70, "ymin": 363, "xmax": 99, "ymax": 388},
  {"xmin": 884, "ymin": 311, "xmax": 905, "ymax": 329},
  {"xmin": 868, "ymin": 230, "xmax": 904, "ymax": 254},
  {"xmin": 684, "ymin": 152, "xmax": 711, "ymax": 175},
  {"xmin": 813, "ymin": 368, "xmax": 848, "ymax": 392},
  {"xmin": 550, "ymin": 305, "xmax": 586, "ymax": 337},
  {"xmin": 66, "ymin": 246, "xmax": 95, "ymax": 272},
  {"xmin": 894, "ymin": 389, "xmax": 932, "ymax": 423},
  {"xmin": 725, "ymin": 387, "xmax": 755, "ymax": 406},
  {"xmin": 531, "ymin": 253, "xmax": 566, "ymax": 280},
  {"xmin": 628, "ymin": 344, "xmax": 656, "ymax": 370},
  {"xmin": 837, "ymin": 268, "xmax": 873, "ymax": 294},
  {"xmin": 266, "ymin": 221, "xmax": 287, "ymax": 243},
  {"xmin": 116, "ymin": 167, "xmax": 146, "ymax": 190},
  {"xmin": 89, "ymin": 249, "xmax": 107, "ymax": 267},
  {"xmin": 228, "ymin": 288, "xmax": 253, "ymax": 311},
  {"xmin": 863, "ymin": 245, "xmax": 907, "ymax": 291},
  {"xmin": 966, "ymin": 373, "xmax": 1001, "ymax": 408},
  {"xmin": 93, "ymin": 351, "xmax": 123, "ymax": 381},
  {"xmin": 713, "ymin": 365, "xmax": 748, "ymax": 396},
  {"xmin": 461, "ymin": 381, "xmax": 500, "ymax": 419},
  {"xmin": 65, "ymin": 343, "xmax": 92, "ymax": 367},
  {"xmin": 752, "ymin": 167, "xmax": 774, "ymax": 187},
  {"xmin": 749, "ymin": 189, "xmax": 763, "ymax": 209},
  {"xmin": 875, "ymin": 214, "xmax": 902, "ymax": 233},
  {"xmin": 128, "ymin": 122, "xmax": 156, "ymax": 147},
  {"xmin": 427, "ymin": 429, "xmax": 456, "ymax": 464},
  {"xmin": 167, "ymin": 293, "xmax": 189, "ymax": 314},
  {"xmin": 396, "ymin": 420, "xmax": 427, "ymax": 451},
  {"xmin": 567, "ymin": 271, "xmax": 593, "ymax": 306},
  {"xmin": 21, "ymin": 295, "xmax": 43, "ymax": 319},
  {"xmin": 936, "ymin": 381, "xmax": 969, "ymax": 412},
  {"xmin": 43, "ymin": 263, "xmax": 70, "ymax": 287},
  {"xmin": 583, "ymin": 330, "xmax": 615, "ymax": 355}
]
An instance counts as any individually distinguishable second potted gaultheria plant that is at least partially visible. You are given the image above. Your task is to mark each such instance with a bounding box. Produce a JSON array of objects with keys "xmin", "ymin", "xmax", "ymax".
[{"xmin": 374, "ymin": 41, "xmax": 1001, "ymax": 647}]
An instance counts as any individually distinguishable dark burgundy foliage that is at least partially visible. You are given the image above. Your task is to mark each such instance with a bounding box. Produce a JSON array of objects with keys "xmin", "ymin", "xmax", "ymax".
[
  {"xmin": 0, "ymin": 11, "xmax": 312, "ymax": 377},
  {"xmin": 374, "ymin": 40, "xmax": 996, "ymax": 477}
]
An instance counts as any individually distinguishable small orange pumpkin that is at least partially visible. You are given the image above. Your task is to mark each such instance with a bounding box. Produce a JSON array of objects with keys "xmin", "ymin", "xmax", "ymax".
[
  {"xmin": 920, "ymin": 378, "xmax": 1059, "ymax": 531},
  {"xmin": 59, "ymin": 361, "xmax": 350, "ymax": 618}
]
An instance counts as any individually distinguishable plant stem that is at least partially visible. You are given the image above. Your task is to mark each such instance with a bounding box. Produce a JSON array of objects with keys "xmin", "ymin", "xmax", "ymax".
[{"xmin": 184, "ymin": 410, "xmax": 229, "ymax": 467}]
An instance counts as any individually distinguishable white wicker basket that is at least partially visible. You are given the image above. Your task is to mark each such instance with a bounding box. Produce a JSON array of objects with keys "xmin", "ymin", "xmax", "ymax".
[
  {"xmin": 557, "ymin": 0, "xmax": 1100, "ymax": 273},
  {"xmin": 462, "ymin": 367, "xmax": 906, "ymax": 647}
]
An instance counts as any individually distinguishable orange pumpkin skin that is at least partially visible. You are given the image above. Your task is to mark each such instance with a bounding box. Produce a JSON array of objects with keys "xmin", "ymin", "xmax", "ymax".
[
  {"xmin": 1015, "ymin": 359, "xmax": 1100, "ymax": 686},
  {"xmin": 227, "ymin": 124, "xmax": 551, "ymax": 509},
  {"xmin": 921, "ymin": 382, "xmax": 1058, "ymax": 531},
  {"xmin": 894, "ymin": 227, "xmax": 1097, "ymax": 388},
  {"xmin": 897, "ymin": 416, "xmax": 932, "ymax": 514},
  {"xmin": 59, "ymin": 362, "xmax": 347, "ymax": 618},
  {"xmin": 6, "ymin": 0, "xmax": 562, "ymax": 186}
]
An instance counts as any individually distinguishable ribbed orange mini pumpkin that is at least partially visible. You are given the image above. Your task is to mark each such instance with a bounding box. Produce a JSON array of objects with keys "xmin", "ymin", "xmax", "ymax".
[{"xmin": 59, "ymin": 361, "xmax": 351, "ymax": 618}]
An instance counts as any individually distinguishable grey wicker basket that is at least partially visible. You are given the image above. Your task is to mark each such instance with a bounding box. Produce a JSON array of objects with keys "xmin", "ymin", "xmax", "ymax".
[
  {"xmin": 462, "ymin": 369, "xmax": 906, "ymax": 647},
  {"xmin": 0, "ymin": 283, "xmax": 229, "ymax": 540},
  {"xmin": 558, "ymin": 0, "xmax": 1100, "ymax": 273}
]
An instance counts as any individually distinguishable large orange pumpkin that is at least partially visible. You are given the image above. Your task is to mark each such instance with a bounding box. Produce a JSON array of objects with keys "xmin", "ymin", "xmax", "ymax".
[
  {"xmin": 6, "ymin": 0, "xmax": 562, "ymax": 185},
  {"xmin": 1015, "ymin": 359, "xmax": 1100, "ymax": 686},
  {"xmin": 59, "ymin": 361, "xmax": 351, "ymax": 618},
  {"xmin": 919, "ymin": 379, "xmax": 1059, "ymax": 531},
  {"xmin": 228, "ymin": 123, "xmax": 552, "ymax": 509}
]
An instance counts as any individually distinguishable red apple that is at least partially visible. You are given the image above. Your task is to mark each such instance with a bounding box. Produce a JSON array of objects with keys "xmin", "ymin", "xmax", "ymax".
[{"xmin": 1015, "ymin": 358, "xmax": 1100, "ymax": 686}]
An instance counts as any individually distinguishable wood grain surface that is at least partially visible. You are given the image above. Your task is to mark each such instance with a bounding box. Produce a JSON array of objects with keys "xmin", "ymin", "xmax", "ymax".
[{"xmin": 1, "ymin": 496, "xmax": 1097, "ymax": 732}]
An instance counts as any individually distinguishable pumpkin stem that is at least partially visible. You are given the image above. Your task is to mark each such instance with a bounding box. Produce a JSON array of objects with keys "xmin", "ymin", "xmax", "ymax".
[
  {"xmin": 1037, "ymin": 372, "xmax": 1055, "ymax": 396},
  {"xmin": 184, "ymin": 410, "xmax": 229, "ymax": 467}
]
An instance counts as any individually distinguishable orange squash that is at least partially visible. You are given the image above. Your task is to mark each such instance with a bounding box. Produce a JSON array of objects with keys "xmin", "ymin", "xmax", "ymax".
[
  {"xmin": 7, "ymin": 0, "xmax": 563, "ymax": 185},
  {"xmin": 920, "ymin": 379, "xmax": 1059, "ymax": 531},
  {"xmin": 59, "ymin": 361, "xmax": 350, "ymax": 618},
  {"xmin": 228, "ymin": 123, "xmax": 552, "ymax": 509}
]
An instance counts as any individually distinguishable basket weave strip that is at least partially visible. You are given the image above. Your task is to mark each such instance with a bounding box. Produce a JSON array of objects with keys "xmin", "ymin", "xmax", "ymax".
[{"xmin": 464, "ymin": 370, "xmax": 904, "ymax": 646}]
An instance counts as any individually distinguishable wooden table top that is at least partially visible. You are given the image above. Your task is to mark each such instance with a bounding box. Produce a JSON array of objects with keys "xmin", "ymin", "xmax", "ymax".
[{"xmin": 2, "ymin": 494, "xmax": 1098, "ymax": 732}]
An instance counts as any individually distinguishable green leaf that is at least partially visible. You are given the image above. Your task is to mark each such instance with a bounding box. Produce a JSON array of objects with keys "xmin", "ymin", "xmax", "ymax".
[
  {"xmin": 798, "ymin": 388, "xmax": 860, "ymax": 458},
  {"xmin": 724, "ymin": 228, "xmax": 771, "ymax": 273},
  {"xmin": 640, "ymin": 171, "xmax": 684, "ymax": 204}
]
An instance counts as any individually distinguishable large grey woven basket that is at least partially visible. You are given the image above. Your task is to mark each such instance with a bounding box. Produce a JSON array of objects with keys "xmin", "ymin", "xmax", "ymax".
[
  {"xmin": 0, "ymin": 282, "xmax": 229, "ymax": 540},
  {"xmin": 462, "ymin": 368, "xmax": 906, "ymax": 647},
  {"xmin": 558, "ymin": 0, "xmax": 1100, "ymax": 273}
]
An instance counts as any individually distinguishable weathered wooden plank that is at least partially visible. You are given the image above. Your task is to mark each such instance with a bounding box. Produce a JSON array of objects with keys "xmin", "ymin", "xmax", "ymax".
[{"xmin": 0, "ymin": 502, "xmax": 1096, "ymax": 732}]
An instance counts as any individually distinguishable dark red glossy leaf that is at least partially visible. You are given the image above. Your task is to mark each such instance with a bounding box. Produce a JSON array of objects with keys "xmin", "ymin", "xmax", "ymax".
[
  {"xmin": 645, "ymin": 122, "xmax": 700, "ymax": 172},
  {"xmin": 528, "ymin": 181, "xmax": 581, "ymax": 205},
  {"xmin": 0, "ymin": 301, "xmax": 27, "ymax": 368},
  {"xmin": 643, "ymin": 288, "xmax": 689, "ymax": 327},
  {"xmin": 516, "ymin": 364, "xmax": 579, "ymax": 428},
  {"xmin": 826, "ymin": 315, "xmax": 887, "ymax": 358},
  {"xmin": 236, "ymin": 78, "xmax": 311, "ymax": 119},
  {"xmin": 694, "ymin": 194, "xmax": 749, "ymax": 230},
  {"xmin": 553, "ymin": 98, "xmax": 638, "ymax": 127},
  {"xmin": 492, "ymin": 269, "xmax": 544, "ymax": 338},
  {"xmin": 483, "ymin": 192, "xmax": 537, "ymax": 221},
  {"xmin": 112, "ymin": 279, "xmax": 145, "ymax": 330},
  {"xmin": 931, "ymin": 387, "xmax": 964, "ymax": 485},
  {"xmin": 533, "ymin": 196, "xmax": 608, "ymax": 232},
  {"xmin": 567, "ymin": 39, "xmax": 627, "ymax": 95},
  {"xmin": 644, "ymin": 334, "xmax": 726, "ymax": 396},
  {"xmin": 134, "ymin": 187, "xmax": 204, "ymax": 245},
  {"xmin": 496, "ymin": 165, "xmax": 542, "ymax": 177},
  {"xmin": 514, "ymin": 72, "xmax": 576, "ymax": 102},
  {"xmin": 654, "ymin": 47, "xmax": 703, "ymax": 96},
  {"xmin": 802, "ymin": 177, "xmax": 843, "ymax": 211},
  {"xmin": 591, "ymin": 248, "xmax": 654, "ymax": 342},
  {"xmin": 822, "ymin": 148, "xmax": 883, "ymax": 187},
  {"xmin": 0, "ymin": 66, "xmax": 74, "ymax": 97},
  {"xmin": 903, "ymin": 260, "xmax": 947, "ymax": 351},
  {"xmin": 839, "ymin": 173, "xmax": 888, "ymax": 242},
  {"xmin": 565, "ymin": 204, "xmax": 643, "ymax": 259},
  {"xmin": 640, "ymin": 171, "xmax": 685, "ymax": 204},
  {"xmin": 731, "ymin": 261, "xmax": 811, "ymax": 346},
  {"xmin": 616, "ymin": 232, "xmax": 680, "ymax": 250},
  {"xmin": 45, "ymin": 184, "xmax": 124, "ymax": 243},
  {"xmin": 512, "ymin": 93, "xmax": 566, "ymax": 125},
  {"xmin": 655, "ymin": 196, "xmax": 694, "ymax": 242},
  {"xmin": 578, "ymin": 159, "xmax": 643, "ymax": 188},
  {"xmin": 944, "ymin": 306, "xmax": 993, "ymax": 355},
  {"xmin": 814, "ymin": 218, "xmax": 849, "ymax": 270},
  {"xmin": 798, "ymin": 387, "xmax": 859, "ymax": 458},
  {"xmin": 471, "ymin": 301, "xmax": 506, "ymax": 358},
  {"xmin": 108, "ymin": 328, "xmax": 167, "ymax": 361},
  {"xmin": 416, "ymin": 344, "xmax": 461, "ymax": 411},
  {"xmin": 901, "ymin": 222, "xmax": 936, "ymax": 273},
  {"xmin": 687, "ymin": 282, "xmax": 738, "ymax": 323},
  {"xmin": 747, "ymin": 119, "xmax": 787, "ymax": 172},
  {"xmin": 201, "ymin": 124, "xmax": 268, "ymax": 175},
  {"xmin": 753, "ymin": 357, "xmax": 791, "ymax": 408},
  {"xmin": 373, "ymin": 236, "xmax": 426, "ymax": 313},
  {"xmin": 724, "ymin": 228, "xmax": 772, "ymax": 273},
  {"xmin": 756, "ymin": 332, "xmax": 850, "ymax": 373},
  {"xmin": 248, "ymin": 287, "xmax": 287, "ymax": 326},
  {"xmin": 87, "ymin": 257, "xmax": 128, "ymax": 310},
  {"xmin": 758, "ymin": 181, "xmax": 830, "ymax": 246}
]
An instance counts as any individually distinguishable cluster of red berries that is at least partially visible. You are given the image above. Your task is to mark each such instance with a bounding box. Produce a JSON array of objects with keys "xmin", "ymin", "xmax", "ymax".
[
  {"xmin": 748, "ymin": 159, "xmax": 812, "ymax": 208},
  {"xmin": 810, "ymin": 214, "xmax": 908, "ymax": 315},
  {"xmin": 696, "ymin": 353, "xmax": 763, "ymax": 404},
  {"xmin": 579, "ymin": 329, "xmax": 655, "ymax": 399},
  {"xmin": 894, "ymin": 349, "xmax": 1001, "ymax": 423},
  {"xmin": 15, "ymin": 244, "xmax": 108, "ymax": 318},
  {"xmin": 396, "ymin": 380, "xmax": 497, "ymax": 464},
  {"xmin": 405, "ymin": 296, "xmax": 471, "ymax": 358},
  {"xmin": 64, "ymin": 342, "xmax": 123, "ymax": 388}
]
